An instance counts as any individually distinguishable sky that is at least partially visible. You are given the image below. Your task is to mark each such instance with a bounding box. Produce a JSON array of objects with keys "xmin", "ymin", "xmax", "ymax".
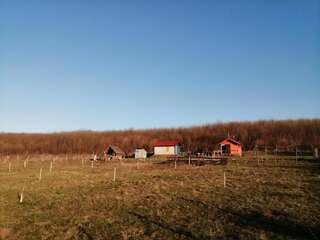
[{"xmin": 0, "ymin": 0, "xmax": 319, "ymax": 133}]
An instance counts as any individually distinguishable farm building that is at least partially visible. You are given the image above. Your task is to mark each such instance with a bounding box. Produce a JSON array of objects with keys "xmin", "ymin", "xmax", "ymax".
[
  {"xmin": 154, "ymin": 140, "xmax": 181, "ymax": 155},
  {"xmin": 135, "ymin": 148, "xmax": 147, "ymax": 159},
  {"xmin": 219, "ymin": 138, "xmax": 242, "ymax": 156},
  {"xmin": 104, "ymin": 145, "xmax": 126, "ymax": 160}
]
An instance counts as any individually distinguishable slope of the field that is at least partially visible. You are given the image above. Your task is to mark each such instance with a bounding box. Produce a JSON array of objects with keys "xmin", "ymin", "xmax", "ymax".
[{"xmin": 0, "ymin": 155, "xmax": 319, "ymax": 239}]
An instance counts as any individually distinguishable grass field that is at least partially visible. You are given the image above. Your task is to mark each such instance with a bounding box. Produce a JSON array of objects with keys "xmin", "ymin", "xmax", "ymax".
[{"xmin": 0, "ymin": 155, "xmax": 319, "ymax": 239}]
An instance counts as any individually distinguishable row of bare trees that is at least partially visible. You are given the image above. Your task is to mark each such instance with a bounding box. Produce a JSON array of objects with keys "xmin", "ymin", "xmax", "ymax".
[{"xmin": 0, "ymin": 119, "xmax": 319, "ymax": 155}]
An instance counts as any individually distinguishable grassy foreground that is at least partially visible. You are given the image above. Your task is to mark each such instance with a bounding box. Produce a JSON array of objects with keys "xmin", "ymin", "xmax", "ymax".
[{"xmin": 0, "ymin": 155, "xmax": 319, "ymax": 239}]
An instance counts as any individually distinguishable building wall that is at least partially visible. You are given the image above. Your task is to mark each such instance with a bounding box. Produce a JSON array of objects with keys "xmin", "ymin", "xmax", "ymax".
[
  {"xmin": 154, "ymin": 146, "xmax": 176, "ymax": 155},
  {"xmin": 135, "ymin": 149, "xmax": 147, "ymax": 159},
  {"xmin": 230, "ymin": 144, "xmax": 242, "ymax": 156},
  {"xmin": 174, "ymin": 145, "xmax": 181, "ymax": 155}
]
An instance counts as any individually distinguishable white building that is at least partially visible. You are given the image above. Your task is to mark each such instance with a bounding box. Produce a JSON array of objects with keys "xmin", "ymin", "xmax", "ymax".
[
  {"xmin": 135, "ymin": 148, "xmax": 147, "ymax": 159},
  {"xmin": 154, "ymin": 140, "xmax": 181, "ymax": 155}
]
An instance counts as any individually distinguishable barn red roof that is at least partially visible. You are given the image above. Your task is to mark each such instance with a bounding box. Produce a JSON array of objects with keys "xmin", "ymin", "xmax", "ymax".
[
  {"xmin": 153, "ymin": 140, "xmax": 181, "ymax": 147},
  {"xmin": 219, "ymin": 138, "xmax": 242, "ymax": 146}
]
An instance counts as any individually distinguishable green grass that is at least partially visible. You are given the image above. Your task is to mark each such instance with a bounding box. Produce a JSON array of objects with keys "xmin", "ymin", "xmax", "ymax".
[{"xmin": 0, "ymin": 155, "xmax": 319, "ymax": 239}]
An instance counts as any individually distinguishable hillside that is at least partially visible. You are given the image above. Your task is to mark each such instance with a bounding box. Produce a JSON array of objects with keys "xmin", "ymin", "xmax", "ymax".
[{"xmin": 1, "ymin": 119, "xmax": 319, "ymax": 155}]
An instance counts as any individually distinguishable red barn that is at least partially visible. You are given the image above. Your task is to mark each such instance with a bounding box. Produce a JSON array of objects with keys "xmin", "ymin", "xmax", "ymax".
[{"xmin": 219, "ymin": 138, "xmax": 242, "ymax": 156}]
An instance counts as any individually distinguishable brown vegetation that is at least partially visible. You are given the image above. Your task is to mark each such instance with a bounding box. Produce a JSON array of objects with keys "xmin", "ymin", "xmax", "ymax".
[{"xmin": 0, "ymin": 119, "xmax": 319, "ymax": 155}]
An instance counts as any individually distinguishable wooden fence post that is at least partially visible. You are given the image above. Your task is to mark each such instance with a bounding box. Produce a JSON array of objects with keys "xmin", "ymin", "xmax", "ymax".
[
  {"xmin": 8, "ymin": 161, "xmax": 12, "ymax": 173},
  {"xmin": 49, "ymin": 160, "xmax": 53, "ymax": 173},
  {"xmin": 188, "ymin": 156, "xmax": 191, "ymax": 166},
  {"xmin": 174, "ymin": 160, "xmax": 177, "ymax": 169},
  {"xmin": 223, "ymin": 171, "xmax": 226, "ymax": 188},
  {"xmin": 113, "ymin": 167, "xmax": 117, "ymax": 182},
  {"xmin": 19, "ymin": 186, "xmax": 25, "ymax": 203},
  {"xmin": 39, "ymin": 168, "xmax": 42, "ymax": 181},
  {"xmin": 314, "ymin": 147, "xmax": 319, "ymax": 160},
  {"xmin": 24, "ymin": 158, "xmax": 27, "ymax": 168}
]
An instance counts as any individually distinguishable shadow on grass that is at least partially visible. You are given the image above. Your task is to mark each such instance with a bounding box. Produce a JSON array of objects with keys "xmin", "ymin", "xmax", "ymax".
[
  {"xmin": 180, "ymin": 197, "xmax": 319, "ymax": 240},
  {"xmin": 128, "ymin": 211, "xmax": 210, "ymax": 240}
]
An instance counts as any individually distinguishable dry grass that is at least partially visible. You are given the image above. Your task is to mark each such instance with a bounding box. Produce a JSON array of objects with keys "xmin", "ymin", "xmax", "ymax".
[{"xmin": 0, "ymin": 155, "xmax": 319, "ymax": 239}]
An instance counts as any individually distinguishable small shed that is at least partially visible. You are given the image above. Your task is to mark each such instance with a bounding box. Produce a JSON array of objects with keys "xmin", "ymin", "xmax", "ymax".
[
  {"xmin": 154, "ymin": 140, "xmax": 181, "ymax": 155},
  {"xmin": 104, "ymin": 145, "xmax": 126, "ymax": 160},
  {"xmin": 135, "ymin": 148, "xmax": 147, "ymax": 159},
  {"xmin": 219, "ymin": 138, "xmax": 242, "ymax": 156}
]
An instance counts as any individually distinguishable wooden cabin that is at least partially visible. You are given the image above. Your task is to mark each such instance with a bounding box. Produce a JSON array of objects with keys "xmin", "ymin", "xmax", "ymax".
[
  {"xmin": 104, "ymin": 145, "xmax": 126, "ymax": 160},
  {"xmin": 219, "ymin": 138, "xmax": 242, "ymax": 156}
]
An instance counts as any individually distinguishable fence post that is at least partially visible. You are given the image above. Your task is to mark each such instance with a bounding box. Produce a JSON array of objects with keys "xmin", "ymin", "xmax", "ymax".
[
  {"xmin": 223, "ymin": 171, "xmax": 226, "ymax": 188},
  {"xmin": 49, "ymin": 160, "xmax": 53, "ymax": 173},
  {"xmin": 39, "ymin": 168, "xmax": 42, "ymax": 181},
  {"xmin": 24, "ymin": 158, "xmax": 27, "ymax": 168},
  {"xmin": 188, "ymin": 155, "xmax": 191, "ymax": 166},
  {"xmin": 19, "ymin": 186, "xmax": 25, "ymax": 203},
  {"xmin": 8, "ymin": 161, "xmax": 12, "ymax": 173},
  {"xmin": 113, "ymin": 167, "xmax": 117, "ymax": 182},
  {"xmin": 314, "ymin": 147, "xmax": 319, "ymax": 160},
  {"xmin": 174, "ymin": 159, "xmax": 177, "ymax": 169}
]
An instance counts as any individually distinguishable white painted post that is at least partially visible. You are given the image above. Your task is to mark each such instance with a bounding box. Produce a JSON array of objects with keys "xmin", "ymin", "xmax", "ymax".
[
  {"xmin": 19, "ymin": 186, "xmax": 25, "ymax": 203},
  {"xmin": 82, "ymin": 158, "xmax": 84, "ymax": 167},
  {"xmin": 49, "ymin": 160, "xmax": 53, "ymax": 173},
  {"xmin": 174, "ymin": 160, "xmax": 177, "ymax": 169},
  {"xmin": 39, "ymin": 168, "xmax": 42, "ymax": 181},
  {"xmin": 24, "ymin": 159, "xmax": 27, "ymax": 168},
  {"xmin": 113, "ymin": 167, "xmax": 117, "ymax": 182},
  {"xmin": 8, "ymin": 161, "xmax": 12, "ymax": 173},
  {"xmin": 188, "ymin": 156, "xmax": 191, "ymax": 166},
  {"xmin": 223, "ymin": 171, "xmax": 226, "ymax": 188}
]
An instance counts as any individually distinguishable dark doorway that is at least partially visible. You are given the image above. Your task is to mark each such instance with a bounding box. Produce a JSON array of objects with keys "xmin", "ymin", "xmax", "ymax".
[{"xmin": 221, "ymin": 144, "xmax": 230, "ymax": 154}]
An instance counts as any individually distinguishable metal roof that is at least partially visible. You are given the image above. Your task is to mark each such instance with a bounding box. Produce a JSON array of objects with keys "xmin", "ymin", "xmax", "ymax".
[{"xmin": 153, "ymin": 140, "xmax": 181, "ymax": 147}]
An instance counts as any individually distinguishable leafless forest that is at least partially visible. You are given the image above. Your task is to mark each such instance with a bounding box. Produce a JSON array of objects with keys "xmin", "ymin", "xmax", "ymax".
[{"xmin": 1, "ymin": 119, "xmax": 319, "ymax": 155}]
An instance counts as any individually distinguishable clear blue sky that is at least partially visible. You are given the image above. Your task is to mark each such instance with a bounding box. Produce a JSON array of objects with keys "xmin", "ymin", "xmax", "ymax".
[{"xmin": 1, "ymin": 0, "xmax": 319, "ymax": 133}]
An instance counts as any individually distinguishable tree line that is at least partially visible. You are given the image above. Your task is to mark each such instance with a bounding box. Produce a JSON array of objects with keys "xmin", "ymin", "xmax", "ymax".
[{"xmin": 0, "ymin": 119, "xmax": 319, "ymax": 155}]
